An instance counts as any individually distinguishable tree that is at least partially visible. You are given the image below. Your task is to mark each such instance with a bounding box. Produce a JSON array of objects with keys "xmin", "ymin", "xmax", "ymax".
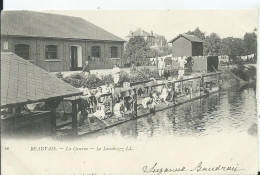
[
  {"xmin": 146, "ymin": 45, "xmax": 172, "ymax": 58},
  {"xmin": 154, "ymin": 35, "xmax": 167, "ymax": 46},
  {"xmin": 244, "ymin": 32, "xmax": 257, "ymax": 55},
  {"xmin": 186, "ymin": 27, "xmax": 206, "ymax": 40},
  {"xmin": 203, "ymin": 33, "xmax": 221, "ymax": 56},
  {"xmin": 160, "ymin": 45, "xmax": 172, "ymax": 56},
  {"xmin": 124, "ymin": 36, "xmax": 150, "ymax": 62},
  {"xmin": 146, "ymin": 48, "xmax": 161, "ymax": 58},
  {"xmin": 220, "ymin": 37, "xmax": 246, "ymax": 61}
]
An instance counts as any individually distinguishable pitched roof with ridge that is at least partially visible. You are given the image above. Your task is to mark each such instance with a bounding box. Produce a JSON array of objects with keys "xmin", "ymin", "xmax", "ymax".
[
  {"xmin": 1, "ymin": 52, "xmax": 83, "ymax": 108},
  {"xmin": 169, "ymin": 34, "xmax": 204, "ymax": 43},
  {"xmin": 126, "ymin": 28, "xmax": 153, "ymax": 38},
  {"xmin": 1, "ymin": 11, "xmax": 125, "ymax": 42}
]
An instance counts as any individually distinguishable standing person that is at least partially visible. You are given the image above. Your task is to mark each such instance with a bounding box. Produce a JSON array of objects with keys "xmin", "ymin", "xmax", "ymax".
[
  {"xmin": 112, "ymin": 64, "xmax": 121, "ymax": 86},
  {"xmin": 83, "ymin": 61, "xmax": 90, "ymax": 75},
  {"xmin": 177, "ymin": 57, "xmax": 187, "ymax": 79},
  {"xmin": 158, "ymin": 57, "xmax": 165, "ymax": 77}
]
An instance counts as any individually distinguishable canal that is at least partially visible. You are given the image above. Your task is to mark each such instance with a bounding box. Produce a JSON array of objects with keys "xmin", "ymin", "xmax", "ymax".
[{"xmin": 86, "ymin": 86, "xmax": 257, "ymax": 140}]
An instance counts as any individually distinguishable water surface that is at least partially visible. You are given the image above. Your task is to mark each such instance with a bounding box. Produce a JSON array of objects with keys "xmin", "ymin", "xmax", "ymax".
[{"xmin": 86, "ymin": 87, "xmax": 257, "ymax": 139}]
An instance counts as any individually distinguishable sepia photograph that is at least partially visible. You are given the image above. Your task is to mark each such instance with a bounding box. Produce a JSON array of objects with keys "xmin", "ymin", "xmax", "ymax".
[{"xmin": 1, "ymin": 9, "xmax": 258, "ymax": 175}]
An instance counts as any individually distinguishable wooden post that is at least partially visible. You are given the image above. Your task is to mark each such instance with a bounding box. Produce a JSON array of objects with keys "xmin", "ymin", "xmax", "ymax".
[
  {"xmin": 171, "ymin": 82, "xmax": 175, "ymax": 101},
  {"xmin": 180, "ymin": 81, "xmax": 183, "ymax": 93},
  {"xmin": 50, "ymin": 108, "xmax": 57, "ymax": 134},
  {"xmin": 217, "ymin": 74, "xmax": 220, "ymax": 90},
  {"xmin": 110, "ymin": 94, "xmax": 114, "ymax": 114},
  {"xmin": 45, "ymin": 99, "xmax": 61, "ymax": 135},
  {"xmin": 190, "ymin": 85, "xmax": 192, "ymax": 99},
  {"xmin": 199, "ymin": 77, "xmax": 202, "ymax": 97},
  {"xmin": 201, "ymin": 76, "xmax": 204, "ymax": 88},
  {"xmin": 71, "ymin": 101, "xmax": 78, "ymax": 136},
  {"xmin": 133, "ymin": 90, "xmax": 138, "ymax": 117}
]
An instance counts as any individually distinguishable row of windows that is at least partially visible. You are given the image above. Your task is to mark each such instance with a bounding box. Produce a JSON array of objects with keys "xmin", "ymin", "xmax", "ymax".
[
  {"xmin": 91, "ymin": 46, "xmax": 118, "ymax": 58},
  {"xmin": 14, "ymin": 44, "xmax": 119, "ymax": 60}
]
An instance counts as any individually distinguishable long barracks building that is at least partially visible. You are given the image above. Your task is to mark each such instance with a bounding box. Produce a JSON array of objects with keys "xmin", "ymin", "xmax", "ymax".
[{"xmin": 1, "ymin": 11, "xmax": 125, "ymax": 72}]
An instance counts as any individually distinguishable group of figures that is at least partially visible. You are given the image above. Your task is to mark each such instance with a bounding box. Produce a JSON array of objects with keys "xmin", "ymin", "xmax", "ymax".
[
  {"xmin": 75, "ymin": 76, "xmax": 198, "ymax": 126},
  {"xmin": 76, "ymin": 84, "xmax": 136, "ymax": 125},
  {"xmin": 155, "ymin": 54, "xmax": 188, "ymax": 79}
]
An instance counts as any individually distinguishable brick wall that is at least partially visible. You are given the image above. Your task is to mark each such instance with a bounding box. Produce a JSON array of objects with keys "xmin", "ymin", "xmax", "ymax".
[{"xmin": 1, "ymin": 36, "xmax": 124, "ymax": 72}]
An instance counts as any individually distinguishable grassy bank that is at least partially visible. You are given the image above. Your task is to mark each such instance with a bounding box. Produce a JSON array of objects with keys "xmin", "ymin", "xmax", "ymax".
[
  {"xmin": 55, "ymin": 63, "xmax": 256, "ymax": 91},
  {"xmin": 219, "ymin": 63, "xmax": 256, "ymax": 90},
  {"xmin": 55, "ymin": 67, "xmax": 178, "ymax": 89}
]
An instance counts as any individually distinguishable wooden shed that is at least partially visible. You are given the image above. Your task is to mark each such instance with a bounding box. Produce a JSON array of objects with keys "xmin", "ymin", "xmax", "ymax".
[
  {"xmin": 192, "ymin": 56, "xmax": 219, "ymax": 72},
  {"xmin": 169, "ymin": 34, "xmax": 203, "ymax": 57}
]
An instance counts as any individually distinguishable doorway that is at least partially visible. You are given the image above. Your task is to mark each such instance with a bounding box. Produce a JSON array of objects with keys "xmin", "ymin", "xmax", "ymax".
[{"xmin": 70, "ymin": 45, "xmax": 82, "ymax": 71}]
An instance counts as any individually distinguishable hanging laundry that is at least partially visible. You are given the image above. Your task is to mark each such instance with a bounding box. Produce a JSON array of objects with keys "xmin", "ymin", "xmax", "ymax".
[
  {"xmin": 241, "ymin": 56, "xmax": 246, "ymax": 61},
  {"xmin": 171, "ymin": 57, "xmax": 177, "ymax": 62},
  {"xmin": 178, "ymin": 57, "xmax": 187, "ymax": 69}
]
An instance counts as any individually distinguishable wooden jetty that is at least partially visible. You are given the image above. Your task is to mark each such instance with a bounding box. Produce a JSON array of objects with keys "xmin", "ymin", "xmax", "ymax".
[{"xmin": 55, "ymin": 72, "xmax": 221, "ymax": 139}]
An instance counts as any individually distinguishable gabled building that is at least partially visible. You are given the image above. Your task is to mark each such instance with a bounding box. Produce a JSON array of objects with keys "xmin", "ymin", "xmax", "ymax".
[
  {"xmin": 126, "ymin": 28, "xmax": 166, "ymax": 48},
  {"xmin": 1, "ymin": 11, "xmax": 125, "ymax": 72},
  {"xmin": 169, "ymin": 34, "xmax": 204, "ymax": 57}
]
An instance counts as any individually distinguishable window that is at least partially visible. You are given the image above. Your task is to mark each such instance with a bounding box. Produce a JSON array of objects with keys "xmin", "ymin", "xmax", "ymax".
[
  {"xmin": 110, "ymin": 47, "xmax": 118, "ymax": 58},
  {"xmin": 15, "ymin": 44, "xmax": 30, "ymax": 60},
  {"xmin": 91, "ymin": 46, "xmax": 101, "ymax": 58},
  {"xmin": 45, "ymin": 45, "xmax": 58, "ymax": 59}
]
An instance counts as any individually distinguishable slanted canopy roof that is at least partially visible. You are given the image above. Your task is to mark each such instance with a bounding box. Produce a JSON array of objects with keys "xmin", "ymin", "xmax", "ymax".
[
  {"xmin": 1, "ymin": 52, "xmax": 83, "ymax": 108},
  {"xmin": 1, "ymin": 11, "xmax": 125, "ymax": 42},
  {"xmin": 169, "ymin": 34, "xmax": 204, "ymax": 43}
]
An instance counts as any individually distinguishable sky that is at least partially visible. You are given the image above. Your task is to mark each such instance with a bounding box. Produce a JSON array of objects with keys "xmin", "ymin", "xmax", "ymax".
[{"xmin": 44, "ymin": 10, "xmax": 258, "ymax": 41}]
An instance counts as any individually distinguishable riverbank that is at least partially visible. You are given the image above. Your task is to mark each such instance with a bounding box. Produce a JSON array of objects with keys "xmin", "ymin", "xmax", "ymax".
[
  {"xmin": 54, "ymin": 63, "xmax": 256, "ymax": 91},
  {"xmin": 219, "ymin": 63, "xmax": 256, "ymax": 91},
  {"xmin": 55, "ymin": 72, "xmax": 220, "ymax": 138}
]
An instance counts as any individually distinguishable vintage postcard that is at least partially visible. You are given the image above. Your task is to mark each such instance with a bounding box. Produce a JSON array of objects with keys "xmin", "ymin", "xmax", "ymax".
[{"xmin": 1, "ymin": 9, "xmax": 258, "ymax": 175}]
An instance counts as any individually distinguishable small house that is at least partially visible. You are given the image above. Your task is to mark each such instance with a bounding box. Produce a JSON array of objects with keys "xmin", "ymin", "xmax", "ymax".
[{"xmin": 169, "ymin": 34, "xmax": 203, "ymax": 57}]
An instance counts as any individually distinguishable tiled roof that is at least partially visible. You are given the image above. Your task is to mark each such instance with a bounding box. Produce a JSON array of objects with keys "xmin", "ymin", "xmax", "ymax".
[
  {"xmin": 1, "ymin": 52, "xmax": 83, "ymax": 107},
  {"xmin": 169, "ymin": 34, "xmax": 204, "ymax": 43},
  {"xmin": 126, "ymin": 28, "xmax": 152, "ymax": 38},
  {"xmin": 1, "ymin": 11, "xmax": 125, "ymax": 42}
]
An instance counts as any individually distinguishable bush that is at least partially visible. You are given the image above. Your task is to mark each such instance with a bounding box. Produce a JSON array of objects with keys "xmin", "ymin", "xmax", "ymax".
[
  {"xmin": 55, "ymin": 72, "xmax": 63, "ymax": 79},
  {"xmin": 165, "ymin": 66, "xmax": 178, "ymax": 77},
  {"xmin": 100, "ymin": 74, "xmax": 113, "ymax": 85},
  {"xmin": 82, "ymin": 74, "xmax": 104, "ymax": 88},
  {"xmin": 129, "ymin": 67, "xmax": 161, "ymax": 82},
  {"xmin": 231, "ymin": 63, "xmax": 256, "ymax": 82},
  {"xmin": 61, "ymin": 73, "xmax": 84, "ymax": 88},
  {"xmin": 59, "ymin": 73, "xmax": 104, "ymax": 88},
  {"xmin": 56, "ymin": 66, "xmax": 179, "ymax": 89},
  {"xmin": 245, "ymin": 66, "xmax": 256, "ymax": 81},
  {"xmin": 118, "ymin": 70, "xmax": 130, "ymax": 85}
]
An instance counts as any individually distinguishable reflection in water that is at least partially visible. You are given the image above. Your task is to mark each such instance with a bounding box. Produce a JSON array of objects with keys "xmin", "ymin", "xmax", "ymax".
[{"xmin": 88, "ymin": 88, "xmax": 257, "ymax": 139}]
